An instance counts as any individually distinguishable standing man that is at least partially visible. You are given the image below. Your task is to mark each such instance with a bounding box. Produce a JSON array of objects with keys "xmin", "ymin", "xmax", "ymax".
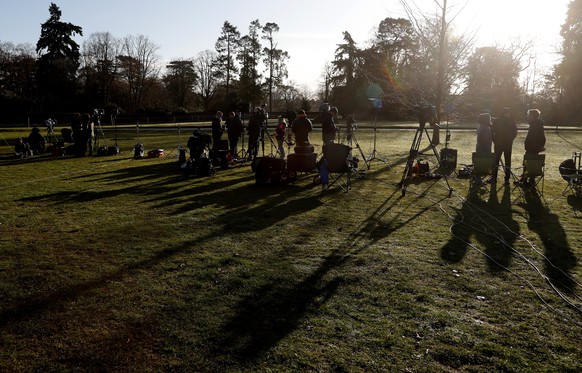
[
  {"xmin": 247, "ymin": 107, "xmax": 262, "ymax": 160},
  {"xmin": 492, "ymin": 107, "xmax": 517, "ymax": 185},
  {"xmin": 321, "ymin": 106, "xmax": 338, "ymax": 144},
  {"xmin": 226, "ymin": 111, "xmax": 243, "ymax": 159},
  {"xmin": 291, "ymin": 110, "xmax": 313, "ymax": 146}
]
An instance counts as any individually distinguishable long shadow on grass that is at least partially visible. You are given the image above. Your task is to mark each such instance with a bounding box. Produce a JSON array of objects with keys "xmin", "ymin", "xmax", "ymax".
[
  {"xmin": 521, "ymin": 188, "xmax": 577, "ymax": 292},
  {"xmin": 0, "ymin": 230, "xmax": 218, "ymax": 329},
  {"xmin": 18, "ymin": 162, "xmax": 255, "ymax": 205},
  {"xmin": 213, "ymin": 185, "xmax": 445, "ymax": 364},
  {"xmin": 441, "ymin": 185, "xmax": 519, "ymax": 273}
]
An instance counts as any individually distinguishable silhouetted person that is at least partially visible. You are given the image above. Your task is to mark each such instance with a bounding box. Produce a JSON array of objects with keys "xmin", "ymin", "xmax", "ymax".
[
  {"xmin": 321, "ymin": 106, "xmax": 338, "ymax": 144},
  {"xmin": 291, "ymin": 109, "xmax": 313, "ymax": 146},
  {"xmin": 247, "ymin": 108, "xmax": 262, "ymax": 160},
  {"xmin": 492, "ymin": 107, "xmax": 517, "ymax": 185},
  {"xmin": 524, "ymin": 109, "xmax": 546, "ymax": 156},
  {"xmin": 226, "ymin": 111, "xmax": 243, "ymax": 158},
  {"xmin": 27, "ymin": 126, "xmax": 45, "ymax": 154}
]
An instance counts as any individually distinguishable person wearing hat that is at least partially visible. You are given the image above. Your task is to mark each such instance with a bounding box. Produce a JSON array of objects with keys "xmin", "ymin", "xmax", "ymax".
[{"xmin": 492, "ymin": 107, "xmax": 517, "ymax": 185}]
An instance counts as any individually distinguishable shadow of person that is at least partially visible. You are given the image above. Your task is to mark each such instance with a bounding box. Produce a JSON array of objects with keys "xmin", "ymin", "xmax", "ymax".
[
  {"xmin": 523, "ymin": 189, "xmax": 577, "ymax": 292},
  {"xmin": 482, "ymin": 185, "xmax": 520, "ymax": 272},
  {"xmin": 440, "ymin": 186, "xmax": 519, "ymax": 273},
  {"xmin": 440, "ymin": 190, "xmax": 487, "ymax": 263},
  {"xmin": 567, "ymin": 194, "xmax": 582, "ymax": 215}
]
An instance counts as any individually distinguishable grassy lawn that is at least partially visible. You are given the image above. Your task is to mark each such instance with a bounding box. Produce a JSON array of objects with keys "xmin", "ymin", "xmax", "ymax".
[{"xmin": 0, "ymin": 125, "xmax": 581, "ymax": 372}]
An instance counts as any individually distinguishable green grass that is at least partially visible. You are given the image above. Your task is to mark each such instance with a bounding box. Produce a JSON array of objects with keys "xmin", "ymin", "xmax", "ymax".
[{"xmin": 0, "ymin": 125, "xmax": 581, "ymax": 372}]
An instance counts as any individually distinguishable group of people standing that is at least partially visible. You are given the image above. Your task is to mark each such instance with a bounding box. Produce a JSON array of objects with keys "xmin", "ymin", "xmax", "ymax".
[
  {"xmin": 476, "ymin": 107, "xmax": 546, "ymax": 185},
  {"xmin": 206, "ymin": 105, "xmax": 340, "ymax": 162}
]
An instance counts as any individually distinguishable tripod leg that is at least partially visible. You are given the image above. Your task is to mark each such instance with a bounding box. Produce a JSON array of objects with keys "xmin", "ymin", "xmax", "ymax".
[{"xmin": 424, "ymin": 128, "xmax": 453, "ymax": 197}]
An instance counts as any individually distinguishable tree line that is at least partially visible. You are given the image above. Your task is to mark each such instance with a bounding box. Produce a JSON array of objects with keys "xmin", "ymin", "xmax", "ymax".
[{"xmin": 1, "ymin": 1, "xmax": 581, "ymax": 125}]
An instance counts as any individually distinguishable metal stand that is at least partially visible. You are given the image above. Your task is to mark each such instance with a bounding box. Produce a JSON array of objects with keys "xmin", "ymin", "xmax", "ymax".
[
  {"xmin": 165, "ymin": 123, "xmax": 183, "ymax": 158},
  {"xmin": 347, "ymin": 128, "xmax": 369, "ymax": 170},
  {"xmin": 398, "ymin": 125, "xmax": 453, "ymax": 197},
  {"xmin": 367, "ymin": 110, "xmax": 386, "ymax": 169}
]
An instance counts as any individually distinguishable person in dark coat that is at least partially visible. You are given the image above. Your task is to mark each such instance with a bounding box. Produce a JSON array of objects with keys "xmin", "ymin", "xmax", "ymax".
[
  {"xmin": 247, "ymin": 108, "xmax": 262, "ymax": 160},
  {"xmin": 518, "ymin": 109, "xmax": 546, "ymax": 186},
  {"xmin": 226, "ymin": 111, "xmax": 243, "ymax": 159},
  {"xmin": 524, "ymin": 109, "xmax": 546, "ymax": 155},
  {"xmin": 492, "ymin": 107, "xmax": 518, "ymax": 184},
  {"xmin": 291, "ymin": 110, "xmax": 313, "ymax": 146},
  {"xmin": 27, "ymin": 126, "xmax": 46, "ymax": 154},
  {"xmin": 476, "ymin": 113, "xmax": 493, "ymax": 154},
  {"xmin": 321, "ymin": 106, "xmax": 338, "ymax": 144}
]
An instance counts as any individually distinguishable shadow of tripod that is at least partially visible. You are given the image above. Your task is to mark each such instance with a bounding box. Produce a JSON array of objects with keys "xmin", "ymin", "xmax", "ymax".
[{"xmin": 398, "ymin": 123, "xmax": 453, "ymax": 197}]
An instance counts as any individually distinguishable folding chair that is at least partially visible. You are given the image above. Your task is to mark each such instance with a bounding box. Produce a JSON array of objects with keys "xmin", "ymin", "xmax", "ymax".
[
  {"xmin": 559, "ymin": 152, "xmax": 582, "ymax": 198},
  {"xmin": 470, "ymin": 152, "xmax": 495, "ymax": 190},
  {"xmin": 517, "ymin": 154, "xmax": 545, "ymax": 194},
  {"xmin": 320, "ymin": 143, "xmax": 355, "ymax": 192}
]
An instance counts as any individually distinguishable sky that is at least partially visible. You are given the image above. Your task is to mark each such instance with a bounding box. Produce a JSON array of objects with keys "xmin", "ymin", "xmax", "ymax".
[{"xmin": 0, "ymin": 0, "xmax": 571, "ymax": 91}]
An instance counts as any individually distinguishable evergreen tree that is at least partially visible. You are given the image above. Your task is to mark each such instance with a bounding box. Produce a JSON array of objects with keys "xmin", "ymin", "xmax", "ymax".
[
  {"xmin": 215, "ymin": 21, "xmax": 240, "ymax": 96},
  {"xmin": 35, "ymin": 3, "xmax": 83, "ymax": 111},
  {"xmin": 556, "ymin": 0, "xmax": 582, "ymax": 123}
]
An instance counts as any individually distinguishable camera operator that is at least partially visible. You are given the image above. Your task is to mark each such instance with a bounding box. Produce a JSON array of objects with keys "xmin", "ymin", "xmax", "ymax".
[
  {"xmin": 291, "ymin": 109, "xmax": 313, "ymax": 146},
  {"xmin": 92, "ymin": 109, "xmax": 103, "ymax": 150},
  {"xmin": 321, "ymin": 106, "xmax": 338, "ymax": 144},
  {"xmin": 247, "ymin": 107, "xmax": 262, "ymax": 160},
  {"xmin": 345, "ymin": 114, "xmax": 356, "ymax": 145},
  {"xmin": 27, "ymin": 126, "xmax": 46, "ymax": 154},
  {"xmin": 275, "ymin": 116, "xmax": 287, "ymax": 159},
  {"xmin": 226, "ymin": 111, "xmax": 243, "ymax": 159},
  {"xmin": 211, "ymin": 111, "xmax": 224, "ymax": 151},
  {"xmin": 187, "ymin": 129, "xmax": 210, "ymax": 161}
]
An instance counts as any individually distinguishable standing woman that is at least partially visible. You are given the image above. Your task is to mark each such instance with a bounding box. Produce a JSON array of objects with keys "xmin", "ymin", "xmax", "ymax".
[{"xmin": 211, "ymin": 111, "xmax": 224, "ymax": 151}]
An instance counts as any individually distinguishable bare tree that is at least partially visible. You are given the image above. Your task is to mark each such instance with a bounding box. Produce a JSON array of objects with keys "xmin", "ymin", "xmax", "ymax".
[
  {"xmin": 399, "ymin": 0, "xmax": 476, "ymax": 122},
  {"xmin": 193, "ymin": 50, "xmax": 220, "ymax": 112},
  {"xmin": 318, "ymin": 62, "xmax": 334, "ymax": 102},
  {"xmin": 117, "ymin": 34, "xmax": 161, "ymax": 110},
  {"xmin": 81, "ymin": 32, "xmax": 120, "ymax": 107}
]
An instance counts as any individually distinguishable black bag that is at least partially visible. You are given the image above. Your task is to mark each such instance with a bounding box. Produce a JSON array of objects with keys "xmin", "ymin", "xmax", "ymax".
[
  {"xmin": 196, "ymin": 157, "xmax": 214, "ymax": 177},
  {"xmin": 287, "ymin": 153, "xmax": 317, "ymax": 172},
  {"xmin": 252, "ymin": 157, "xmax": 287, "ymax": 185},
  {"xmin": 107, "ymin": 146, "xmax": 120, "ymax": 156},
  {"xmin": 134, "ymin": 143, "xmax": 144, "ymax": 159},
  {"xmin": 440, "ymin": 148, "xmax": 457, "ymax": 169},
  {"xmin": 294, "ymin": 145, "xmax": 315, "ymax": 154},
  {"xmin": 96, "ymin": 146, "xmax": 108, "ymax": 156}
]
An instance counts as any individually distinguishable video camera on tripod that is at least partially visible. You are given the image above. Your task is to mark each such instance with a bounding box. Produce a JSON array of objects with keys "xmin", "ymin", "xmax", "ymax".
[
  {"xmin": 415, "ymin": 104, "xmax": 439, "ymax": 129},
  {"xmin": 45, "ymin": 118, "xmax": 56, "ymax": 133}
]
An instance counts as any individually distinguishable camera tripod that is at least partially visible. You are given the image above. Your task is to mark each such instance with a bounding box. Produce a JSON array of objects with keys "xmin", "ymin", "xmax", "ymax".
[
  {"xmin": 260, "ymin": 123, "xmax": 282, "ymax": 158},
  {"xmin": 398, "ymin": 124, "xmax": 453, "ymax": 197},
  {"xmin": 345, "ymin": 127, "xmax": 369, "ymax": 170},
  {"xmin": 367, "ymin": 111, "xmax": 387, "ymax": 169}
]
